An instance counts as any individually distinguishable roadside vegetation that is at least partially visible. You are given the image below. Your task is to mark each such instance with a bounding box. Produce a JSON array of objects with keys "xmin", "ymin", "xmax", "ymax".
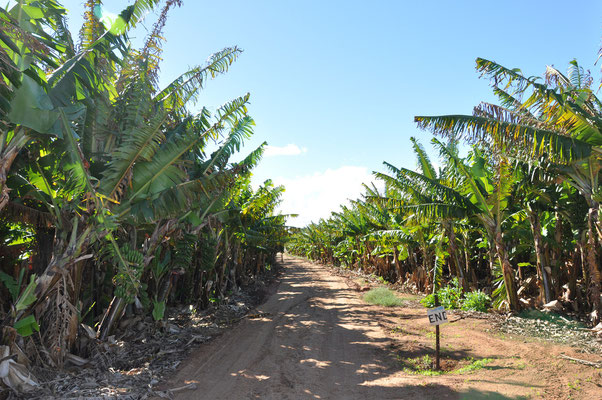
[
  {"xmin": 400, "ymin": 354, "xmax": 493, "ymax": 376},
  {"xmin": 0, "ymin": 0, "xmax": 289, "ymax": 393},
  {"xmin": 420, "ymin": 278, "xmax": 491, "ymax": 312},
  {"xmin": 363, "ymin": 287, "xmax": 406, "ymax": 307},
  {"xmin": 288, "ymin": 50, "xmax": 602, "ymax": 327}
]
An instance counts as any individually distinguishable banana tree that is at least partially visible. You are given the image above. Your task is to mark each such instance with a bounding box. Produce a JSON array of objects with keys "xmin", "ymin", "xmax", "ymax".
[
  {"xmin": 374, "ymin": 139, "xmax": 521, "ymax": 310},
  {"xmin": 0, "ymin": 0, "xmax": 262, "ymax": 360},
  {"xmin": 0, "ymin": 2, "xmax": 78, "ymax": 211},
  {"xmin": 372, "ymin": 137, "xmax": 470, "ymax": 290},
  {"xmin": 415, "ymin": 58, "xmax": 602, "ymax": 321}
]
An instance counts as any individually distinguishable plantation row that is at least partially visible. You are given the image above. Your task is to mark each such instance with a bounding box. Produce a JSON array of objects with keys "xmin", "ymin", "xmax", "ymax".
[
  {"xmin": 0, "ymin": 0, "xmax": 288, "ymax": 377},
  {"xmin": 289, "ymin": 57, "xmax": 602, "ymax": 325}
]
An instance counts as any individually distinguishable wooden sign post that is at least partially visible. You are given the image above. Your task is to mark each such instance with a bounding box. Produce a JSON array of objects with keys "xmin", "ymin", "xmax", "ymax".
[{"xmin": 427, "ymin": 296, "xmax": 448, "ymax": 370}]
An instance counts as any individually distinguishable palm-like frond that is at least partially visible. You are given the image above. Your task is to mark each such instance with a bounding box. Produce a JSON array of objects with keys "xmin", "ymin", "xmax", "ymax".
[
  {"xmin": 404, "ymin": 203, "xmax": 472, "ymax": 220},
  {"xmin": 155, "ymin": 47, "xmax": 243, "ymax": 113},
  {"xmin": 49, "ymin": 29, "xmax": 124, "ymax": 108},
  {"xmin": 431, "ymin": 137, "xmax": 492, "ymax": 214},
  {"xmin": 415, "ymin": 114, "xmax": 594, "ymax": 163},
  {"xmin": 202, "ymin": 116, "xmax": 255, "ymax": 173},
  {"xmin": 368, "ymin": 229, "xmax": 415, "ymax": 244},
  {"xmin": 233, "ymin": 142, "xmax": 266, "ymax": 174},
  {"xmin": 100, "ymin": 109, "xmax": 168, "ymax": 199},
  {"xmin": 410, "ymin": 137, "xmax": 437, "ymax": 180},
  {"xmin": 373, "ymin": 171, "xmax": 429, "ymax": 204},
  {"xmin": 473, "ymin": 102, "xmax": 542, "ymax": 130},
  {"xmin": 491, "ymin": 86, "xmax": 527, "ymax": 112},
  {"xmin": 127, "ymin": 0, "xmax": 163, "ymax": 28},
  {"xmin": 382, "ymin": 161, "xmax": 477, "ymax": 212},
  {"xmin": 476, "ymin": 58, "xmax": 602, "ymax": 144},
  {"xmin": 134, "ymin": 168, "xmax": 239, "ymax": 222},
  {"xmin": 114, "ymin": 95, "xmax": 250, "ymax": 217}
]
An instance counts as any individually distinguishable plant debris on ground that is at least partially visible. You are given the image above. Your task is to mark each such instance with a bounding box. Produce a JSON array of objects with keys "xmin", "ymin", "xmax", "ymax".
[
  {"xmin": 0, "ymin": 267, "xmax": 280, "ymax": 400},
  {"xmin": 495, "ymin": 310, "xmax": 602, "ymax": 355}
]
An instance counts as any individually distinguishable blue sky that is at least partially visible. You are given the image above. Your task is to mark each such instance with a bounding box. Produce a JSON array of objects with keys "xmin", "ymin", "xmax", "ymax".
[{"xmin": 58, "ymin": 0, "xmax": 602, "ymax": 226}]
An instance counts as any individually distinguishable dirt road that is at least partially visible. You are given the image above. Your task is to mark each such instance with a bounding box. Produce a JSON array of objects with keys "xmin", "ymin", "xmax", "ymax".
[{"xmin": 166, "ymin": 256, "xmax": 601, "ymax": 400}]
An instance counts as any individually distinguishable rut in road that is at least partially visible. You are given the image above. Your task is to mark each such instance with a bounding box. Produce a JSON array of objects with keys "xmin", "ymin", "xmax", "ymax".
[{"xmin": 169, "ymin": 255, "xmax": 455, "ymax": 399}]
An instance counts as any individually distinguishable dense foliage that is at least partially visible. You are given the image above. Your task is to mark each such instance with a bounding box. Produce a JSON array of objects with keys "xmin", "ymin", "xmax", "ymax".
[
  {"xmin": 0, "ymin": 0, "xmax": 289, "ymax": 374},
  {"xmin": 289, "ymin": 57, "xmax": 602, "ymax": 325}
]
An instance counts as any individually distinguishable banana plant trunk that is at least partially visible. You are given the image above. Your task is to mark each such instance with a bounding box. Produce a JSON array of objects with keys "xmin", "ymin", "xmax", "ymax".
[
  {"xmin": 528, "ymin": 210, "xmax": 552, "ymax": 304},
  {"xmin": 493, "ymin": 230, "xmax": 520, "ymax": 312},
  {"xmin": 0, "ymin": 155, "xmax": 16, "ymax": 211},
  {"xmin": 33, "ymin": 222, "xmax": 93, "ymax": 305},
  {"xmin": 393, "ymin": 247, "xmax": 404, "ymax": 283},
  {"xmin": 97, "ymin": 220, "xmax": 176, "ymax": 339},
  {"xmin": 462, "ymin": 235, "xmax": 478, "ymax": 290},
  {"xmin": 550, "ymin": 213, "xmax": 564, "ymax": 298},
  {"xmin": 97, "ymin": 296, "xmax": 126, "ymax": 341},
  {"xmin": 233, "ymin": 241, "xmax": 242, "ymax": 288},
  {"xmin": 446, "ymin": 222, "xmax": 467, "ymax": 291},
  {"xmin": 579, "ymin": 240, "xmax": 589, "ymax": 288},
  {"xmin": 0, "ymin": 128, "xmax": 29, "ymax": 212},
  {"xmin": 407, "ymin": 249, "xmax": 417, "ymax": 275},
  {"xmin": 217, "ymin": 233, "xmax": 230, "ymax": 298},
  {"xmin": 29, "ymin": 227, "xmax": 92, "ymax": 365},
  {"xmin": 568, "ymin": 246, "xmax": 579, "ymax": 303},
  {"xmin": 587, "ymin": 204, "xmax": 601, "ymax": 324}
]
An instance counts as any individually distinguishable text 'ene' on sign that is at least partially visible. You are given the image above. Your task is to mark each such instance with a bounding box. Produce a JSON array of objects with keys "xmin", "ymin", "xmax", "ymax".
[{"xmin": 427, "ymin": 306, "xmax": 448, "ymax": 326}]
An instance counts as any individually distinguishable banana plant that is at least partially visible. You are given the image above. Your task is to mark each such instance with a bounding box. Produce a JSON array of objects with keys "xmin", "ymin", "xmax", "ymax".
[
  {"xmin": 0, "ymin": 0, "xmax": 268, "ymax": 361},
  {"xmin": 373, "ymin": 139, "xmax": 521, "ymax": 310},
  {"xmin": 415, "ymin": 58, "xmax": 602, "ymax": 321}
]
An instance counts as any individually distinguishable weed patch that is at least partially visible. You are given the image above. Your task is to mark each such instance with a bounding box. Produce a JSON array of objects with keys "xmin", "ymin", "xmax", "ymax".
[
  {"xmin": 363, "ymin": 288, "xmax": 405, "ymax": 307},
  {"xmin": 454, "ymin": 357, "xmax": 493, "ymax": 374},
  {"xmin": 401, "ymin": 355, "xmax": 444, "ymax": 376},
  {"xmin": 421, "ymin": 278, "xmax": 491, "ymax": 312},
  {"xmin": 400, "ymin": 354, "xmax": 493, "ymax": 376}
]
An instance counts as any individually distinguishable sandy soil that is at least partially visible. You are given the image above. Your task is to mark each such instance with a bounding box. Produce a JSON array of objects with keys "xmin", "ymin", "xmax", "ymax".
[{"xmin": 163, "ymin": 255, "xmax": 602, "ymax": 400}]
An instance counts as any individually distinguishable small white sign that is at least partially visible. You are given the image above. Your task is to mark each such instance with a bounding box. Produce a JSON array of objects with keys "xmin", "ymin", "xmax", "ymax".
[{"xmin": 427, "ymin": 306, "xmax": 448, "ymax": 326}]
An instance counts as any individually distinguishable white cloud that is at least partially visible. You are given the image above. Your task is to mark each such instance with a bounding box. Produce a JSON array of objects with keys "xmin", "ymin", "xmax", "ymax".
[
  {"xmin": 272, "ymin": 166, "xmax": 382, "ymax": 227},
  {"xmin": 264, "ymin": 143, "xmax": 308, "ymax": 157}
]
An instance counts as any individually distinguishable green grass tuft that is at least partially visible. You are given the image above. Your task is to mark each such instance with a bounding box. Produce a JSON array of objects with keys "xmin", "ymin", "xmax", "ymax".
[
  {"xmin": 454, "ymin": 358, "xmax": 493, "ymax": 374},
  {"xmin": 363, "ymin": 288, "xmax": 405, "ymax": 307}
]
